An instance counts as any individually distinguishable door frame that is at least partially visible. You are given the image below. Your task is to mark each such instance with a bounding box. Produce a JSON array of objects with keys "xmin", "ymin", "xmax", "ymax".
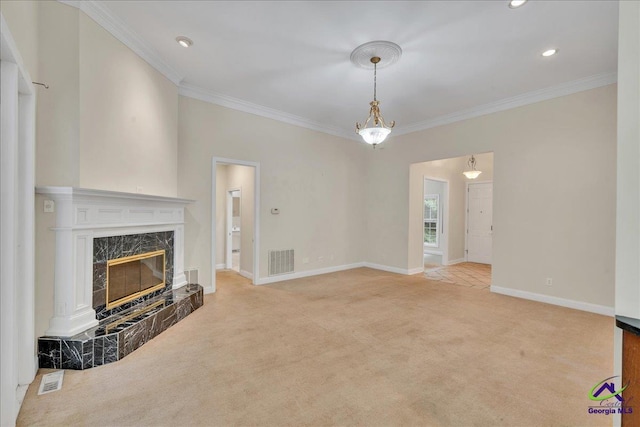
[
  {"xmin": 423, "ymin": 176, "xmax": 449, "ymax": 266},
  {"xmin": 465, "ymin": 180, "xmax": 493, "ymax": 263},
  {"xmin": 211, "ymin": 157, "xmax": 260, "ymax": 293},
  {"xmin": 225, "ymin": 188, "xmax": 241, "ymax": 269}
]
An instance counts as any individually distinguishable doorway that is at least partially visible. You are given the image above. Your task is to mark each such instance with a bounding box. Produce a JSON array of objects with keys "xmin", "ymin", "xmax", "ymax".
[
  {"xmin": 466, "ymin": 181, "xmax": 493, "ymax": 264},
  {"xmin": 423, "ymin": 177, "xmax": 449, "ymax": 269},
  {"xmin": 226, "ymin": 189, "xmax": 241, "ymax": 272},
  {"xmin": 409, "ymin": 153, "xmax": 494, "ymax": 282},
  {"xmin": 211, "ymin": 157, "xmax": 260, "ymax": 293}
]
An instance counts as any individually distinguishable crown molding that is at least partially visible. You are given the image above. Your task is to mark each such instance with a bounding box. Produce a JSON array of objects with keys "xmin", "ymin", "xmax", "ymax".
[
  {"xmin": 394, "ymin": 71, "xmax": 618, "ymax": 136},
  {"xmin": 55, "ymin": 0, "xmax": 616, "ymax": 141},
  {"xmin": 57, "ymin": 0, "xmax": 183, "ymax": 85},
  {"xmin": 179, "ymin": 83, "xmax": 356, "ymax": 140}
]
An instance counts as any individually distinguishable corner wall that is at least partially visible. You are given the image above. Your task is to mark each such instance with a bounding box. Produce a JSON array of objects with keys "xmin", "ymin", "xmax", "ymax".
[{"xmin": 367, "ymin": 85, "xmax": 617, "ymax": 308}]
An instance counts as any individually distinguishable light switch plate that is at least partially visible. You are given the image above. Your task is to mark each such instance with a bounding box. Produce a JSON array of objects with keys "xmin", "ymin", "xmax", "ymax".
[{"xmin": 44, "ymin": 200, "xmax": 55, "ymax": 213}]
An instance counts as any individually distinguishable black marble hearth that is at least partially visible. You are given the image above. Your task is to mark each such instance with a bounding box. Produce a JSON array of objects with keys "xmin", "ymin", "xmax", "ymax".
[{"xmin": 38, "ymin": 284, "xmax": 203, "ymax": 370}]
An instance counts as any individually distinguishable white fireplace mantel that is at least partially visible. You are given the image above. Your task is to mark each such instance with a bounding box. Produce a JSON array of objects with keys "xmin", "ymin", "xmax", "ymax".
[{"xmin": 36, "ymin": 187, "xmax": 194, "ymax": 337}]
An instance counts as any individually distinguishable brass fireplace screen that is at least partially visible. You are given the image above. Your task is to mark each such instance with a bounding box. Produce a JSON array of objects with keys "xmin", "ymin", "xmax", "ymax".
[{"xmin": 106, "ymin": 250, "xmax": 166, "ymax": 309}]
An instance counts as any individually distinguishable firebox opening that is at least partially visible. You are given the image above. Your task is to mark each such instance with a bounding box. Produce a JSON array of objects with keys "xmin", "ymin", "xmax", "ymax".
[{"xmin": 106, "ymin": 250, "xmax": 166, "ymax": 310}]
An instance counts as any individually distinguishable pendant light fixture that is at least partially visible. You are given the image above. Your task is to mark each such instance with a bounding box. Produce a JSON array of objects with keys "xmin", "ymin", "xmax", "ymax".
[
  {"xmin": 355, "ymin": 56, "xmax": 395, "ymax": 146},
  {"xmin": 463, "ymin": 155, "xmax": 483, "ymax": 179},
  {"xmin": 351, "ymin": 41, "xmax": 402, "ymax": 147}
]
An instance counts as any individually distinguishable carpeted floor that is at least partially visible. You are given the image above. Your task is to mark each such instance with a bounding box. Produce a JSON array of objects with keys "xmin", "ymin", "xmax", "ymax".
[{"xmin": 18, "ymin": 268, "xmax": 613, "ymax": 426}]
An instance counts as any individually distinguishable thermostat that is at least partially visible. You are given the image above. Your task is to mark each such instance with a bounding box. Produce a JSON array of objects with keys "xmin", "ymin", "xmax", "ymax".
[{"xmin": 271, "ymin": 208, "xmax": 280, "ymax": 214}]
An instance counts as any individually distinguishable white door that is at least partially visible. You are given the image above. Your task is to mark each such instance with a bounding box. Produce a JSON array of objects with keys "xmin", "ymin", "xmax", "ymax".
[{"xmin": 467, "ymin": 182, "xmax": 493, "ymax": 264}]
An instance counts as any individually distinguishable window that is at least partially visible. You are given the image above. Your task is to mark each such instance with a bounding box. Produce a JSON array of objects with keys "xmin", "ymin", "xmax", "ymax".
[{"xmin": 424, "ymin": 194, "xmax": 439, "ymax": 247}]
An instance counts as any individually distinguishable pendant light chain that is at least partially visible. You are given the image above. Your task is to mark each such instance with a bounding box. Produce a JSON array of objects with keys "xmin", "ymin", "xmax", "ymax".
[{"xmin": 373, "ymin": 61, "xmax": 377, "ymax": 101}]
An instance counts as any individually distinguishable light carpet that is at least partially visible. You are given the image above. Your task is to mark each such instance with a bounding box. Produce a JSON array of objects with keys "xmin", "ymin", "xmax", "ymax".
[{"xmin": 18, "ymin": 268, "xmax": 613, "ymax": 426}]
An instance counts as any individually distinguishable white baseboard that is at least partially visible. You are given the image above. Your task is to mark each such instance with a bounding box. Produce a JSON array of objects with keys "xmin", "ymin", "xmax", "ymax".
[
  {"xmin": 254, "ymin": 261, "xmax": 424, "ymax": 286},
  {"xmin": 446, "ymin": 258, "xmax": 465, "ymax": 265},
  {"xmin": 423, "ymin": 250, "xmax": 443, "ymax": 256},
  {"xmin": 255, "ymin": 262, "xmax": 366, "ymax": 285},
  {"xmin": 490, "ymin": 286, "xmax": 614, "ymax": 316},
  {"xmin": 202, "ymin": 285, "xmax": 215, "ymax": 294},
  {"xmin": 215, "ymin": 263, "xmax": 226, "ymax": 270},
  {"xmin": 239, "ymin": 269, "xmax": 253, "ymax": 280},
  {"xmin": 363, "ymin": 262, "xmax": 412, "ymax": 275}
]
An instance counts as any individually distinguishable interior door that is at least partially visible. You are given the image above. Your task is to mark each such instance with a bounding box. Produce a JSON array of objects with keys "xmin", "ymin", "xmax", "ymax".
[{"xmin": 467, "ymin": 182, "xmax": 493, "ymax": 264}]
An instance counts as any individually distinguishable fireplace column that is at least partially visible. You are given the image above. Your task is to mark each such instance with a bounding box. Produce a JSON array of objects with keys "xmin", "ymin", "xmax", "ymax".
[{"xmin": 47, "ymin": 192, "xmax": 98, "ymax": 337}]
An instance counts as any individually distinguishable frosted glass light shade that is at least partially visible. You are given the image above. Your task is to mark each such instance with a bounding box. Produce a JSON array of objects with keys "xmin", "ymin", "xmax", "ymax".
[
  {"xmin": 463, "ymin": 170, "xmax": 482, "ymax": 179},
  {"xmin": 359, "ymin": 127, "xmax": 391, "ymax": 145}
]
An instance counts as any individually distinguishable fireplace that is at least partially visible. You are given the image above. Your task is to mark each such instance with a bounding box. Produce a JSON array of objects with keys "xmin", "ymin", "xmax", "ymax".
[
  {"xmin": 35, "ymin": 187, "xmax": 203, "ymax": 370},
  {"xmin": 107, "ymin": 250, "xmax": 165, "ymax": 309},
  {"xmin": 93, "ymin": 231, "xmax": 176, "ymax": 320}
]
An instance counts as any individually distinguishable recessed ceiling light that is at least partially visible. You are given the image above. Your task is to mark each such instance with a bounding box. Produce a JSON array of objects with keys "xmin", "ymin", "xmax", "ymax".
[
  {"xmin": 508, "ymin": 0, "xmax": 528, "ymax": 9},
  {"xmin": 176, "ymin": 36, "xmax": 193, "ymax": 48},
  {"xmin": 542, "ymin": 48, "xmax": 558, "ymax": 57}
]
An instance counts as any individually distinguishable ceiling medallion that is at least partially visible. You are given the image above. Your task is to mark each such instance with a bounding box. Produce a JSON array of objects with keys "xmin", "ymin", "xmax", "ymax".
[
  {"xmin": 352, "ymin": 41, "xmax": 402, "ymax": 147},
  {"xmin": 350, "ymin": 41, "xmax": 402, "ymax": 69}
]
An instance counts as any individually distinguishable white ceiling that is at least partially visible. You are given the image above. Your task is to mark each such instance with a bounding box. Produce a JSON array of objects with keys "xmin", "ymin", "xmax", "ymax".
[{"xmin": 89, "ymin": 0, "xmax": 619, "ymax": 138}]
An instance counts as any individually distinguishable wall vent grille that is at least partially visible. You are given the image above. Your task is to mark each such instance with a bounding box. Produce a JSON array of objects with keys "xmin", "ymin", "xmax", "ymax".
[
  {"xmin": 38, "ymin": 371, "xmax": 64, "ymax": 395},
  {"xmin": 268, "ymin": 249, "xmax": 294, "ymax": 276}
]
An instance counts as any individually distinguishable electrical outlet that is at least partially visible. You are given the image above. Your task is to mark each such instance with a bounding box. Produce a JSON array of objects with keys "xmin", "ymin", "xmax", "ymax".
[
  {"xmin": 136, "ymin": 186, "xmax": 144, "ymax": 193},
  {"xmin": 318, "ymin": 256, "xmax": 324, "ymax": 262},
  {"xmin": 302, "ymin": 257, "xmax": 309, "ymax": 264},
  {"xmin": 546, "ymin": 278, "xmax": 553, "ymax": 286}
]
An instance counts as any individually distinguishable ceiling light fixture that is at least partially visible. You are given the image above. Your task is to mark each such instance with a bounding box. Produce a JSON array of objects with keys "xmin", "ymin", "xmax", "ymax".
[
  {"xmin": 176, "ymin": 36, "xmax": 193, "ymax": 48},
  {"xmin": 351, "ymin": 41, "xmax": 402, "ymax": 147},
  {"xmin": 508, "ymin": 0, "xmax": 528, "ymax": 9},
  {"xmin": 463, "ymin": 155, "xmax": 483, "ymax": 179},
  {"xmin": 542, "ymin": 48, "xmax": 558, "ymax": 57},
  {"xmin": 355, "ymin": 56, "xmax": 395, "ymax": 146}
]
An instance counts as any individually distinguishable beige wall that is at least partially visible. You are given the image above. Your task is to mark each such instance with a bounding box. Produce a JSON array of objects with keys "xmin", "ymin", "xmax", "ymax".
[
  {"xmin": 409, "ymin": 153, "xmax": 494, "ymax": 267},
  {"xmin": 5, "ymin": 1, "xmax": 179, "ymax": 194},
  {"xmin": 178, "ymin": 96, "xmax": 367, "ymax": 287},
  {"xmin": 616, "ymin": 1, "xmax": 640, "ymax": 318},
  {"xmin": 368, "ymin": 85, "xmax": 616, "ymax": 307},
  {"xmin": 36, "ymin": 1, "xmax": 81, "ymax": 187},
  {"xmin": 78, "ymin": 13, "xmax": 178, "ymax": 196}
]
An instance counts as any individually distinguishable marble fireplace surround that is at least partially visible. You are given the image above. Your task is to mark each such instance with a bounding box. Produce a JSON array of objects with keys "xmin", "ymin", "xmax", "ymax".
[{"xmin": 35, "ymin": 187, "xmax": 194, "ymax": 338}]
